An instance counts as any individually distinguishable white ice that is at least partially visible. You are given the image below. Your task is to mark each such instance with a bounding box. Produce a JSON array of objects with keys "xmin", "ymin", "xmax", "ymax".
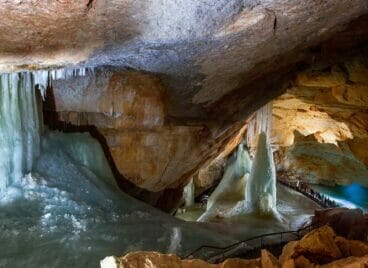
[
  {"xmin": 205, "ymin": 142, "xmax": 252, "ymax": 211},
  {"xmin": 245, "ymin": 132, "xmax": 278, "ymax": 216}
]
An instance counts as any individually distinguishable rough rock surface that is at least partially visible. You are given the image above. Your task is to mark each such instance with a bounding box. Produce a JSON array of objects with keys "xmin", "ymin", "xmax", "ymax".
[
  {"xmin": 103, "ymin": 225, "xmax": 368, "ymax": 268},
  {"xmin": 100, "ymin": 251, "xmax": 261, "ymax": 268},
  {"xmin": 261, "ymin": 249, "xmax": 280, "ymax": 268},
  {"xmin": 297, "ymin": 225, "xmax": 342, "ymax": 263},
  {"xmin": 279, "ymin": 225, "xmax": 368, "ymax": 267},
  {"xmin": 321, "ymin": 255, "xmax": 368, "ymax": 268},
  {"xmin": 0, "ymin": 0, "xmax": 368, "ymax": 122},
  {"xmin": 273, "ymin": 54, "xmax": 368, "ymax": 186},
  {"xmin": 312, "ymin": 208, "xmax": 368, "ymax": 240},
  {"xmin": 44, "ymin": 69, "xmax": 247, "ymax": 208}
]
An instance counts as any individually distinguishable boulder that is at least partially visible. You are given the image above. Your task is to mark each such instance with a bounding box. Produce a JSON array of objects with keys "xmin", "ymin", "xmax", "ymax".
[
  {"xmin": 313, "ymin": 208, "xmax": 368, "ymax": 240},
  {"xmin": 102, "ymin": 251, "xmax": 261, "ymax": 268},
  {"xmin": 293, "ymin": 255, "xmax": 316, "ymax": 268},
  {"xmin": 335, "ymin": 236, "xmax": 368, "ymax": 257},
  {"xmin": 297, "ymin": 225, "xmax": 342, "ymax": 264},
  {"xmin": 279, "ymin": 241, "xmax": 300, "ymax": 265},
  {"xmin": 321, "ymin": 256, "xmax": 368, "ymax": 268},
  {"xmin": 261, "ymin": 249, "xmax": 280, "ymax": 268}
]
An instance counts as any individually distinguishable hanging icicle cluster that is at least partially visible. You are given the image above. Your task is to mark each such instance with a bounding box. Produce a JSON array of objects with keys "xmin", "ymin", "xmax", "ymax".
[
  {"xmin": 33, "ymin": 67, "xmax": 92, "ymax": 100},
  {"xmin": 0, "ymin": 67, "xmax": 90, "ymax": 194},
  {"xmin": 246, "ymin": 102, "xmax": 273, "ymax": 154}
]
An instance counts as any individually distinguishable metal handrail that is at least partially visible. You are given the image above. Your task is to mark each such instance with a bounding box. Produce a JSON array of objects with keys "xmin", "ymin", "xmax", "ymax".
[
  {"xmin": 278, "ymin": 180, "xmax": 339, "ymax": 209},
  {"xmin": 184, "ymin": 221, "xmax": 321, "ymax": 261}
]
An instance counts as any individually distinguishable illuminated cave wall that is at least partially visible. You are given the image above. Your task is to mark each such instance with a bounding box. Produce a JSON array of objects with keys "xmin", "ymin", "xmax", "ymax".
[{"xmin": 272, "ymin": 54, "xmax": 368, "ymax": 186}]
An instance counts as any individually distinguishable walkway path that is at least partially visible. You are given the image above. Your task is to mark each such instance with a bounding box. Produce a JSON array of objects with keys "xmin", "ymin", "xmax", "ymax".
[{"xmin": 277, "ymin": 175, "xmax": 339, "ymax": 209}]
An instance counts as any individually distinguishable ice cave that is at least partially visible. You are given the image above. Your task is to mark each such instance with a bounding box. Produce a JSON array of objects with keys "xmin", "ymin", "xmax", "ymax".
[{"xmin": 1, "ymin": 1, "xmax": 368, "ymax": 267}]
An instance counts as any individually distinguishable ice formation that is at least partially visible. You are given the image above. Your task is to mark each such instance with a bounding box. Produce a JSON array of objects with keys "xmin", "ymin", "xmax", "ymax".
[
  {"xmin": 198, "ymin": 101, "xmax": 279, "ymax": 221},
  {"xmin": 245, "ymin": 132, "xmax": 278, "ymax": 215},
  {"xmin": 183, "ymin": 178, "xmax": 195, "ymax": 208},
  {"xmin": 247, "ymin": 102, "xmax": 273, "ymax": 154},
  {"xmin": 0, "ymin": 68, "xmax": 89, "ymax": 195},
  {"xmin": 29, "ymin": 67, "xmax": 90, "ymax": 100},
  {"xmin": 206, "ymin": 142, "xmax": 252, "ymax": 210},
  {"xmin": 0, "ymin": 70, "xmax": 234, "ymax": 267},
  {"xmin": 245, "ymin": 101, "xmax": 278, "ymax": 216},
  {"xmin": 0, "ymin": 72, "xmax": 41, "ymax": 195}
]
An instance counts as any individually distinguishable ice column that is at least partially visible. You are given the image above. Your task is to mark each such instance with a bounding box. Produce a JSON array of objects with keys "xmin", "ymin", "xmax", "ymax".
[
  {"xmin": 0, "ymin": 72, "xmax": 42, "ymax": 193},
  {"xmin": 245, "ymin": 132, "xmax": 277, "ymax": 214},
  {"xmin": 183, "ymin": 178, "xmax": 195, "ymax": 208}
]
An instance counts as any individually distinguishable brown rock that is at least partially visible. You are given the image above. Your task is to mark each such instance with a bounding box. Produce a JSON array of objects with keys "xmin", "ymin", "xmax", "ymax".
[
  {"xmin": 261, "ymin": 249, "xmax": 280, "ymax": 268},
  {"xmin": 273, "ymin": 58, "xmax": 368, "ymax": 187},
  {"xmin": 279, "ymin": 241, "xmax": 300, "ymax": 265},
  {"xmin": 294, "ymin": 255, "xmax": 316, "ymax": 268},
  {"xmin": 44, "ymin": 70, "xmax": 247, "ymax": 196},
  {"xmin": 281, "ymin": 259, "xmax": 295, "ymax": 268},
  {"xmin": 108, "ymin": 251, "xmax": 261, "ymax": 268},
  {"xmin": 296, "ymin": 66, "xmax": 346, "ymax": 88},
  {"xmin": 345, "ymin": 56, "xmax": 368, "ymax": 83},
  {"xmin": 297, "ymin": 225, "xmax": 342, "ymax": 264},
  {"xmin": 320, "ymin": 256, "xmax": 368, "ymax": 268},
  {"xmin": 335, "ymin": 236, "xmax": 368, "ymax": 257},
  {"xmin": 313, "ymin": 208, "xmax": 368, "ymax": 240},
  {"xmin": 220, "ymin": 258, "xmax": 261, "ymax": 268}
]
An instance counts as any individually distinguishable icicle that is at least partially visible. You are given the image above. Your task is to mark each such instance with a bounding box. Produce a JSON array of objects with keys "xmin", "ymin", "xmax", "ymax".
[
  {"xmin": 34, "ymin": 67, "xmax": 91, "ymax": 100},
  {"xmin": 33, "ymin": 70, "xmax": 49, "ymax": 101},
  {"xmin": 247, "ymin": 102, "xmax": 273, "ymax": 154}
]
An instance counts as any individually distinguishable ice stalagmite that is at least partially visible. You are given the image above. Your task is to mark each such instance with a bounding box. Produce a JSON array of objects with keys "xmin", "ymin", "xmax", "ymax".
[
  {"xmin": 183, "ymin": 178, "xmax": 195, "ymax": 208},
  {"xmin": 206, "ymin": 142, "xmax": 252, "ymax": 210},
  {"xmin": 245, "ymin": 132, "xmax": 277, "ymax": 215},
  {"xmin": 0, "ymin": 72, "xmax": 41, "ymax": 194}
]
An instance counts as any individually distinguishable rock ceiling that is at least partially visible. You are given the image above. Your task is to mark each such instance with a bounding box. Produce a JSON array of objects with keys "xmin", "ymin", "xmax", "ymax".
[{"xmin": 1, "ymin": 0, "xmax": 368, "ymax": 121}]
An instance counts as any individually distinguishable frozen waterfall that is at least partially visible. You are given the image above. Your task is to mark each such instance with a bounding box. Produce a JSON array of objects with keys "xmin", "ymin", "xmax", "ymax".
[
  {"xmin": 0, "ymin": 68, "xmax": 90, "ymax": 196},
  {"xmin": 0, "ymin": 72, "xmax": 42, "ymax": 195}
]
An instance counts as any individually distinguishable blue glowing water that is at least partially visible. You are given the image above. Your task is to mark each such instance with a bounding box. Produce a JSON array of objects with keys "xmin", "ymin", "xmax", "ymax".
[{"xmin": 310, "ymin": 183, "xmax": 368, "ymax": 211}]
